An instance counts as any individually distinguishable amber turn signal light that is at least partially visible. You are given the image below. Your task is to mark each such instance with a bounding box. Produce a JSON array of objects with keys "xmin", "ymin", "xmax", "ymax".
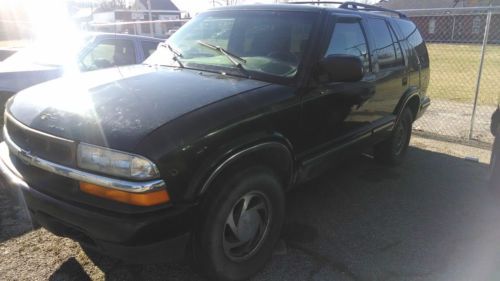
[{"xmin": 79, "ymin": 182, "xmax": 170, "ymax": 206}]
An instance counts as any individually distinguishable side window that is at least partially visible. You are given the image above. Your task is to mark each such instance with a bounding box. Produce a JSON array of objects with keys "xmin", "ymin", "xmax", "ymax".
[
  {"xmin": 368, "ymin": 18, "xmax": 399, "ymax": 70},
  {"xmin": 81, "ymin": 39, "xmax": 136, "ymax": 71},
  {"xmin": 324, "ymin": 21, "xmax": 369, "ymax": 72},
  {"xmin": 396, "ymin": 19, "xmax": 428, "ymax": 63},
  {"xmin": 141, "ymin": 41, "xmax": 160, "ymax": 60},
  {"xmin": 388, "ymin": 23, "xmax": 405, "ymax": 65}
]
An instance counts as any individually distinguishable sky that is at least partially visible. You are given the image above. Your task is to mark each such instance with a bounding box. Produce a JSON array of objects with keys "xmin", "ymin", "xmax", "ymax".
[{"xmin": 171, "ymin": 0, "xmax": 286, "ymax": 14}]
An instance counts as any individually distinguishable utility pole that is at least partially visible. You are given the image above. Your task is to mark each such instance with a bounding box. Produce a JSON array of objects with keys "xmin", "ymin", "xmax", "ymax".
[{"xmin": 147, "ymin": 0, "xmax": 153, "ymax": 36}]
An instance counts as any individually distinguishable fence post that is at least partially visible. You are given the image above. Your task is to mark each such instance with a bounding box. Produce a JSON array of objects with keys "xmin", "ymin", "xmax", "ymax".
[
  {"xmin": 451, "ymin": 16, "xmax": 456, "ymax": 41},
  {"xmin": 469, "ymin": 8, "xmax": 492, "ymax": 140}
]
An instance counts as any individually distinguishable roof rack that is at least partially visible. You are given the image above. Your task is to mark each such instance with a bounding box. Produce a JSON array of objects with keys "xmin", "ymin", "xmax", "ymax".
[
  {"xmin": 288, "ymin": 1, "xmax": 345, "ymax": 5},
  {"xmin": 339, "ymin": 2, "xmax": 407, "ymax": 18},
  {"xmin": 288, "ymin": 1, "xmax": 407, "ymax": 19}
]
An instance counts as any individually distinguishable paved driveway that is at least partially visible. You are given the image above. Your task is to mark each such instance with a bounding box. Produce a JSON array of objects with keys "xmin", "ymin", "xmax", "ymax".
[{"xmin": 0, "ymin": 137, "xmax": 498, "ymax": 281}]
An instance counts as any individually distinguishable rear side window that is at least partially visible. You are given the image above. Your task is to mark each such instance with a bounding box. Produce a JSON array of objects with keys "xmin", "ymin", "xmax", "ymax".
[
  {"xmin": 324, "ymin": 21, "xmax": 370, "ymax": 72},
  {"xmin": 388, "ymin": 23, "xmax": 405, "ymax": 65},
  {"xmin": 396, "ymin": 20, "xmax": 428, "ymax": 62},
  {"xmin": 367, "ymin": 18, "xmax": 402, "ymax": 70}
]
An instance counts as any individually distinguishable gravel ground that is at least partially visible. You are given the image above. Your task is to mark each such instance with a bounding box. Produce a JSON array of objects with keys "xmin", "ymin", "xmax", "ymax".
[
  {"xmin": 0, "ymin": 136, "xmax": 499, "ymax": 281},
  {"xmin": 414, "ymin": 99, "xmax": 497, "ymax": 144}
]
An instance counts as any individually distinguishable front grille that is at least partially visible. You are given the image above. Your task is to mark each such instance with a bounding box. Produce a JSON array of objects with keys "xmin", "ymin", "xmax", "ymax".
[
  {"xmin": 10, "ymin": 153, "xmax": 78, "ymax": 198},
  {"xmin": 5, "ymin": 115, "xmax": 76, "ymax": 166}
]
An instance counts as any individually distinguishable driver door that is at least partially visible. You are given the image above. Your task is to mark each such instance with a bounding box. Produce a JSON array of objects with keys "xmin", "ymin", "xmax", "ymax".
[{"xmin": 299, "ymin": 15, "xmax": 376, "ymax": 156}]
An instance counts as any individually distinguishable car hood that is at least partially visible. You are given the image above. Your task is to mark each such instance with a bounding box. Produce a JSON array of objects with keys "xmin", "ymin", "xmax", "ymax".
[
  {"xmin": 7, "ymin": 65, "xmax": 271, "ymax": 151},
  {"xmin": 0, "ymin": 61, "xmax": 63, "ymax": 93}
]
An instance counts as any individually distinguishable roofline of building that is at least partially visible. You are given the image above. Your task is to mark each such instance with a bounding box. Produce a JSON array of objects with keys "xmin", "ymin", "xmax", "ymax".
[
  {"xmin": 97, "ymin": 9, "xmax": 183, "ymax": 13},
  {"xmin": 396, "ymin": 5, "xmax": 500, "ymax": 12}
]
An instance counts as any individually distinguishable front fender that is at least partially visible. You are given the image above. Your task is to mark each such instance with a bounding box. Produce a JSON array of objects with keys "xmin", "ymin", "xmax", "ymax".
[
  {"xmin": 187, "ymin": 134, "xmax": 295, "ymax": 199},
  {"xmin": 135, "ymin": 83, "xmax": 301, "ymax": 203}
]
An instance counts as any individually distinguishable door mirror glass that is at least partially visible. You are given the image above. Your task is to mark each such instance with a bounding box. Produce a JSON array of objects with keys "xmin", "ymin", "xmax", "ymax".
[{"xmin": 318, "ymin": 54, "xmax": 363, "ymax": 83}]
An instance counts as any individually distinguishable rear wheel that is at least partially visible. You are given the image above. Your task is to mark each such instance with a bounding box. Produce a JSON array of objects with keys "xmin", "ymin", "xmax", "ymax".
[
  {"xmin": 374, "ymin": 108, "xmax": 413, "ymax": 165},
  {"xmin": 192, "ymin": 166, "xmax": 285, "ymax": 281}
]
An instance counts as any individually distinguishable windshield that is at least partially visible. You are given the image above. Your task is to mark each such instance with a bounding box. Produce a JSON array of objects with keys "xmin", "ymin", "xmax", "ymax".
[
  {"xmin": 146, "ymin": 10, "xmax": 315, "ymax": 78},
  {"xmin": 4, "ymin": 35, "xmax": 91, "ymax": 66}
]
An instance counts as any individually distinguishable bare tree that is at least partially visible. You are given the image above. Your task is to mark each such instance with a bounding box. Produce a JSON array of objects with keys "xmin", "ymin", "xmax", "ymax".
[
  {"xmin": 210, "ymin": 0, "xmax": 238, "ymax": 7},
  {"xmin": 95, "ymin": 0, "xmax": 127, "ymax": 12}
]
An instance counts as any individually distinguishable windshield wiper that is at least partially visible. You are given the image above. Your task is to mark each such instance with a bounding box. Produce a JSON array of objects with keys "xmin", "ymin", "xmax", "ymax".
[
  {"xmin": 160, "ymin": 42, "xmax": 184, "ymax": 68},
  {"xmin": 197, "ymin": 40, "xmax": 250, "ymax": 77}
]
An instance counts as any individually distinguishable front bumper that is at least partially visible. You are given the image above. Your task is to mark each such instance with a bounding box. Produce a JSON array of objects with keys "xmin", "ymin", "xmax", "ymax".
[{"xmin": 0, "ymin": 142, "xmax": 195, "ymax": 263}]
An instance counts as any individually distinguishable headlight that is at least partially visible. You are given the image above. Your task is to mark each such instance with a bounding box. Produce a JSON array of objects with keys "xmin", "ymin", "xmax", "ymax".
[{"xmin": 77, "ymin": 143, "xmax": 160, "ymax": 180}]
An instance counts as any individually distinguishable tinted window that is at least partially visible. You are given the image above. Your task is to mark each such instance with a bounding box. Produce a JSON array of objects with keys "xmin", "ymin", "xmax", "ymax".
[
  {"xmin": 388, "ymin": 23, "xmax": 404, "ymax": 65},
  {"xmin": 368, "ymin": 18, "xmax": 400, "ymax": 69},
  {"xmin": 397, "ymin": 20, "xmax": 425, "ymax": 47},
  {"xmin": 142, "ymin": 41, "xmax": 160, "ymax": 60},
  {"xmin": 396, "ymin": 19, "xmax": 428, "ymax": 63},
  {"xmin": 325, "ymin": 21, "xmax": 369, "ymax": 72},
  {"xmin": 81, "ymin": 39, "xmax": 136, "ymax": 71}
]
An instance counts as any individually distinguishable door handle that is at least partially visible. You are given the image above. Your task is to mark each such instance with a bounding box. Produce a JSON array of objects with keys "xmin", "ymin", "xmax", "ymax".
[{"xmin": 402, "ymin": 76, "xmax": 408, "ymax": 86}]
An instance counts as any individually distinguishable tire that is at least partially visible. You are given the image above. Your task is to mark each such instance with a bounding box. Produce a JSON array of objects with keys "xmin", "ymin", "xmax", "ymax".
[
  {"xmin": 192, "ymin": 166, "xmax": 285, "ymax": 281},
  {"xmin": 374, "ymin": 108, "xmax": 413, "ymax": 165}
]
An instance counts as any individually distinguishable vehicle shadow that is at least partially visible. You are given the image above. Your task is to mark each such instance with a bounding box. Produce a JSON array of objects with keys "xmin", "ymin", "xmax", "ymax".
[
  {"xmin": 0, "ymin": 181, "xmax": 35, "ymax": 243},
  {"xmin": 65, "ymin": 145, "xmax": 498, "ymax": 281},
  {"xmin": 275, "ymin": 146, "xmax": 497, "ymax": 281},
  {"xmin": 49, "ymin": 257, "xmax": 92, "ymax": 281}
]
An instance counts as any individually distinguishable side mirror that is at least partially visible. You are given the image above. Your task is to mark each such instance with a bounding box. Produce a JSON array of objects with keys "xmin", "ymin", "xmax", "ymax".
[{"xmin": 318, "ymin": 55, "xmax": 364, "ymax": 83}]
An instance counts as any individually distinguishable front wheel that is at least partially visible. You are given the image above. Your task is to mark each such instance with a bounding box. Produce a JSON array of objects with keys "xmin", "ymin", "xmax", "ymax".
[
  {"xmin": 374, "ymin": 108, "xmax": 413, "ymax": 165},
  {"xmin": 192, "ymin": 166, "xmax": 285, "ymax": 281}
]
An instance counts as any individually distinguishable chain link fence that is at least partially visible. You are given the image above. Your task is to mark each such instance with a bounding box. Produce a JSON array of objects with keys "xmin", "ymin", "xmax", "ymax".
[{"xmin": 401, "ymin": 7, "xmax": 500, "ymax": 146}]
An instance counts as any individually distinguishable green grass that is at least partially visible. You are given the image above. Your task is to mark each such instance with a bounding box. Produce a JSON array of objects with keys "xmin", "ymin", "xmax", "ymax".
[{"xmin": 426, "ymin": 43, "xmax": 500, "ymax": 105}]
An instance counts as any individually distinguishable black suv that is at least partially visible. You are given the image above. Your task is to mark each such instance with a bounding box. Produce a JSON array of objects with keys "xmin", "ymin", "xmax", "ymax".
[{"xmin": 0, "ymin": 3, "xmax": 430, "ymax": 281}]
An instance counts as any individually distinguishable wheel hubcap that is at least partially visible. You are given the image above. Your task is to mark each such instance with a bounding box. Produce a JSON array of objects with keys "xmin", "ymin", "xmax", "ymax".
[
  {"xmin": 393, "ymin": 121, "xmax": 407, "ymax": 155},
  {"xmin": 222, "ymin": 191, "xmax": 271, "ymax": 261}
]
